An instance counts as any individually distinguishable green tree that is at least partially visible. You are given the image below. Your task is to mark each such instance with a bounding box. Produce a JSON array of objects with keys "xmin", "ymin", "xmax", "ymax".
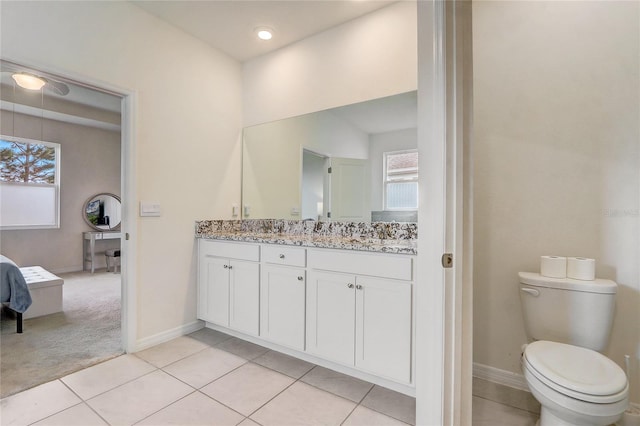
[{"xmin": 0, "ymin": 141, "xmax": 55, "ymax": 184}]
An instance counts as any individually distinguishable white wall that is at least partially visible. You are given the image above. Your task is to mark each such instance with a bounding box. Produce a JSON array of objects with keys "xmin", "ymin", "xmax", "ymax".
[
  {"xmin": 243, "ymin": 1, "xmax": 417, "ymax": 126},
  {"xmin": 1, "ymin": 1, "xmax": 243, "ymax": 342},
  {"xmin": 0, "ymin": 112, "xmax": 121, "ymax": 272},
  {"xmin": 369, "ymin": 128, "xmax": 417, "ymax": 211},
  {"xmin": 473, "ymin": 1, "xmax": 640, "ymax": 402},
  {"xmin": 242, "ymin": 108, "xmax": 369, "ymax": 219}
]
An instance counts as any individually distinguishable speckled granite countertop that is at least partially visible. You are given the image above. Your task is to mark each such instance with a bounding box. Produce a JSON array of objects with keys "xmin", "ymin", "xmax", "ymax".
[{"xmin": 195, "ymin": 220, "xmax": 417, "ymax": 255}]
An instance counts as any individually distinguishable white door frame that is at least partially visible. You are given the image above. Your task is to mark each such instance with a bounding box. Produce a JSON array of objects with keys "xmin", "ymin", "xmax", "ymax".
[
  {"xmin": 1, "ymin": 56, "xmax": 138, "ymax": 353},
  {"xmin": 416, "ymin": 1, "xmax": 473, "ymax": 425},
  {"xmin": 119, "ymin": 90, "xmax": 137, "ymax": 353}
]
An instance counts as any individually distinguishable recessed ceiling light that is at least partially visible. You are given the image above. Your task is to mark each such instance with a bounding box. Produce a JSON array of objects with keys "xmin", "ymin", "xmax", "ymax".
[
  {"xmin": 256, "ymin": 27, "xmax": 273, "ymax": 41},
  {"xmin": 12, "ymin": 73, "xmax": 46, "ymax": 90}
]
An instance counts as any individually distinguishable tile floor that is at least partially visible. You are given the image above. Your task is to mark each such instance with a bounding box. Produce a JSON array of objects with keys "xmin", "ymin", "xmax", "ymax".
[{"xmin": 0, "ymin": 328, "xmax": 537, "ymax": 426}]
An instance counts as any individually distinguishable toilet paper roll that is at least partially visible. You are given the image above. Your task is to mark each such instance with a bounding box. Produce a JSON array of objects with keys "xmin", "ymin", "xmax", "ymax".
[
  {"xmin": 567, "ymin": 257, "xmax": 596, "ymax": 281},
  {"xmin": 540, "ymin": 256, "xmax": 567, "ymax": 278}
]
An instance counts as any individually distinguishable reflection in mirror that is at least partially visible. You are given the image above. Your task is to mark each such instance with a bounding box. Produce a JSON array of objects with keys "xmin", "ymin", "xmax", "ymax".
[
  {"xmin": 242, "ymin": 91, "xmax": 417, "ymax": 222},
  {"xmin": 83, "ymin": 193, "xmax": 121, "ymax": 231}
]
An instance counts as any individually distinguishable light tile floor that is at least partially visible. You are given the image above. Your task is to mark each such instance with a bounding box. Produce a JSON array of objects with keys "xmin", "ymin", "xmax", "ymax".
[{"xmin": 1, "ymin": 328, "xmax": 537, "ymax": 426}]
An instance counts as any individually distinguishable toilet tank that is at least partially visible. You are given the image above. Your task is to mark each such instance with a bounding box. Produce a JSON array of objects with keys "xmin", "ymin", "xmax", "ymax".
[{"xmin": 518, "ymin": 272, "xmax": 617, "ymax": 352}]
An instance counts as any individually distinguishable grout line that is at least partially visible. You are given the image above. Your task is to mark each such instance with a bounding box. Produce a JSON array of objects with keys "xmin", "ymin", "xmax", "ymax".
[
  {"xmin": 207, "ymin": 345, "xmax": 383, "ymax": 422},
  {"xmin": 28, "ymin": 330, "xmax": 411, "ymax": 426},
  {"xmin": 160, "ymin": 357, "xmax": 248, "ymax": 390},
  {"xmin": 357, "ymin": 386, "xmax": 416, "ymax": 426},
  {"xmin": 74, "ymin": 366, "xmax": 159, "ymax": 402},
  {"xmin": 196, "ymin": 389, "xmax": 255, "ymax": 423},
  {"xmin": 130, "ymin": 389, "xmax": 198, "ymax": 425},
  {"xmin": 244, "ymin": 366, "xmax": 300, "ymax": 419},
  {"xmin": 339, "ymin": 401, "xmax": 360, "ymax": 426},
  {"xmin": 358, "ymin": 383, "xmax": 375, "ymax": 404},
  {"xmin": 25, "ymin": 381, "xmax": 110, "ymax": 426}
]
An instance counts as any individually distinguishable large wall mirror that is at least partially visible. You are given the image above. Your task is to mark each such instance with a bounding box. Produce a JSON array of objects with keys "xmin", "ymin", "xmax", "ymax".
[
  {"xmin": 242, "ymin": 91, "xmax": 418, "ymax": 223},
  {"xmin": 83, "ymin": 193, "xmax": 121, "ymax": 231}
]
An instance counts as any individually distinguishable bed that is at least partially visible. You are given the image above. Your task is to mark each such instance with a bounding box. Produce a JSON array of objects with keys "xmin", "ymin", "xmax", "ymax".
[{"xmin": 1, "ymin": 255, "xmax": 33, "ymax": 333}]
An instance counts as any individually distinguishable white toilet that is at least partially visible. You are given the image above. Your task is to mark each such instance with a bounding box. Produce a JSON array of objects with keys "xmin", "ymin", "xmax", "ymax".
[{"xmin": 519, "ymin": 272, "xmax": 629, "ymax": 426}]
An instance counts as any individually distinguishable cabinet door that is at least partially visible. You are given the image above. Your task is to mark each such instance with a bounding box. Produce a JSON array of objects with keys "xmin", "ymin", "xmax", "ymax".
[
  {"xmin": 306, "ymin": 270, "xmax": 356, "ymax": 365},
  {"xmin": 229, "ymin": 259, "xmax": 260, "ymax": 336},
  {"xmin": 261, "ymin": 265, "xmax": 306, "ymax": 350},
  {"xmin": 355, "ymin": 276, "xmax": 412, "ymax": 383},
  {"xmin": 198, "ymin": 255, "xmax": 230, "ymax": 326}
]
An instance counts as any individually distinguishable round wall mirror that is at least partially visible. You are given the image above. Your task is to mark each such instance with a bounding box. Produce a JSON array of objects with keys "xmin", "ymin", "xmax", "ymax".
[{"xmin": 83, "ymin": 193, "xmax": 121, "ymax": 231}]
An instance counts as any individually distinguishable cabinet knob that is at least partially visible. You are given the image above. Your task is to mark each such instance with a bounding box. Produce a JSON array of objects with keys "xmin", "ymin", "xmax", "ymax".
[
  {"xmin": 228, "ymin": 265, "xmax": 233, "ymax": 270},
  {"xmin": 347, "ymin": 283, "xmax": 354, "ymax": 289},
  {"xmin": 298, "ymin": 276, "xmax": 303, "ymax": 281},
  {"xmin": 356, "ymin": 284, "xmax": 363, "ymax": 290},
  {"xmin": 279, "ymin": 254, "xmax": 285, "ymax": 259},
  {"xmin": 223, "ymin": 264, "xmax": 228, "ymax": 269}
]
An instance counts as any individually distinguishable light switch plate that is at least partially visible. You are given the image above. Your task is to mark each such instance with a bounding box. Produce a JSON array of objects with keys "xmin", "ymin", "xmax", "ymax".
[{"xmin": 140, "ymin": 201, "xmax": 161, "ymax": 217}]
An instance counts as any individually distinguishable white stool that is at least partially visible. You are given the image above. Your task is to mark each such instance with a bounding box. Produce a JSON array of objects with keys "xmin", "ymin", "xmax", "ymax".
[{"xmin": 105, "ymin": 249, "xmax": 121, "ymax": 273}]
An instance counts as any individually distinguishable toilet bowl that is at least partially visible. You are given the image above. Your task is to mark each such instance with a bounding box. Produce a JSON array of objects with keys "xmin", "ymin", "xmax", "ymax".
[{"xmin": 522, "ymin": 341, "xmax": 629, "ymax": 426}]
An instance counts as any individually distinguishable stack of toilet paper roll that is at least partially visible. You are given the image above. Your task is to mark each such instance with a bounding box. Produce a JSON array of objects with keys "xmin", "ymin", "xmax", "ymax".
[{"xmin": 540, "ymin": 256, "xmax": 596, "ymax": 280}]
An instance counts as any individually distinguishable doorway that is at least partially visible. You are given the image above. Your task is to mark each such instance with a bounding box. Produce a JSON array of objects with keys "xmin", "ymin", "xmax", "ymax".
[
  {"xmin": 302, "ymin": 149, "xmax": 327, "ymax": 221},
  {"xmin": 0, "ymin": 60, "xmax": 133, "ymax": 397}
]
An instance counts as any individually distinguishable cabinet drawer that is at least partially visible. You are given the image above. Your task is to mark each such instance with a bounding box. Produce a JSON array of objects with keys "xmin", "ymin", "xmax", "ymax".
[
  {"xmin": 199, "ymin": 240, "xmax": 260, "ymax": 262},
  {"xmin": 262, "ymin": 245, "xmax": 306, "ymax": 267},
  {"xmin": 308, "ymin": 249, "xmax": 412, "ymax": 281}
]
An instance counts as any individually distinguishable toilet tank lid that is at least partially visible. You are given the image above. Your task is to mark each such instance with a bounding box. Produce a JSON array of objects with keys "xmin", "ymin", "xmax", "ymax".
[{"xmin": 519, "ymin": 272, "xmax": 617, "ymax": 294}]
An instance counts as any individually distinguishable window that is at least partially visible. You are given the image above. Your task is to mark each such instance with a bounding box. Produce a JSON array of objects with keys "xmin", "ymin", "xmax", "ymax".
[
  {"xmin": 384, "ymin": 150, "xmax": 418, "ymax": 210},
  {"xmin": 0, "ymin": 136, "xmax": 60, "ymax": 229}
]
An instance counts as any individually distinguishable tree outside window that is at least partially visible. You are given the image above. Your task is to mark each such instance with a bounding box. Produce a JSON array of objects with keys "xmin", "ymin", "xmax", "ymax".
[
  {"xmin": 1, "ymin": 140, "xmax": 56, "ymax": 184},
  {"xmin": 0, "ymin": 136, "xmax": 60, "ymax": 229}
]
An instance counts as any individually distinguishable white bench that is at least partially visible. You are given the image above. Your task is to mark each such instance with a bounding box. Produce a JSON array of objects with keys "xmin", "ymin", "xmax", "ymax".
[{"xmin": 19, "ymin": 266, "xmax": 64, "ymax": 319}]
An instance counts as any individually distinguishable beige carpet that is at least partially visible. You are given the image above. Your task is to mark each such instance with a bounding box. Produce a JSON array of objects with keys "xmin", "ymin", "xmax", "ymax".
[{"xmin": 0, "ymin": 270, "xmax": 123, "ymax": 398}]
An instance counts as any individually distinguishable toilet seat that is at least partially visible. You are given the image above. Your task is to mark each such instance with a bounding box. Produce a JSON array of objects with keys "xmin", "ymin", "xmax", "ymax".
[{"xmin": 524, "ymin": 341, "xmax": 628, "ymax": 404}]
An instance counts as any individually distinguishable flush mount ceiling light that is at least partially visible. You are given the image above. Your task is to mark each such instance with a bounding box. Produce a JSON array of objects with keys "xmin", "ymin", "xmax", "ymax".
[
  {"xmin": 12, "ymin": 73, "xmax": 46, "ymax": 90},
  {"xmin": 255, "ymin": 27, "xmax": 273, "ymax": 41}
]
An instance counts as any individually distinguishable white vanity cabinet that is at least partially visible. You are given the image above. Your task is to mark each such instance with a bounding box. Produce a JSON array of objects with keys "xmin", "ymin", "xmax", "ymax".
[
  {"xmin": 306, "ymin": 249, "xmax": 413, "ymax": 384},
  {"xmin": 197, "ymin": 238, "xmax": 415, "ymax": 390},
  {"xmin": 198, "ymin": 240, "xmax": 260, "ymax": 336},
  {"xmin": 260, "ymin": 245, "xmax": 307, "ymax": 351}
]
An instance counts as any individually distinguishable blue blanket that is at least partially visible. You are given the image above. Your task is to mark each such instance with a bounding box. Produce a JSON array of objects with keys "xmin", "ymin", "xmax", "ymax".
[{"xmin": 0, "ymin": 255, "xmax": 32, "ymax": 313}]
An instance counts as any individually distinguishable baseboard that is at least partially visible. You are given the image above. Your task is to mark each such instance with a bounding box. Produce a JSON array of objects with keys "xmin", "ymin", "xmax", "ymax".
[
  {"xmin": 473, "ymin": 362, "xmax": 529, "ymax": 391},
  {"xmin": 46, "ymin": 265, "xmax": 84, "ymax": 275},
  {"xmin": 473, "ymin": 363, "xmax": 541, "ymax": 414},
  {"xmin": 133, "ymin": 320, "xmax": 205, "ymax": 352}
]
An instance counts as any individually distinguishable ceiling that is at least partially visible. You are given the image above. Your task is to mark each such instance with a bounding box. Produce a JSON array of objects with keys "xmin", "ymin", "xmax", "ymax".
[
  {"xmin": 2, "ymin": 1, "xmax": 409, "ymax": 132},
  {"xmin": 331, "ymin": 91, "xmax": 416, "ymax": 134},
  {"xmin": 0, "ymin": 60, "xmax": 122, "ymax": 131},
  {"xmin": 131, "ymin": 1, "xmax": 397, "ymax": 62}
]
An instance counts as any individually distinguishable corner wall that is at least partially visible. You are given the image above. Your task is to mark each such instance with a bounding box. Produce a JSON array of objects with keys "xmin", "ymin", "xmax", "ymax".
[{"xmin": 473, "ymin": 1, "xmax": 640, "ymax": 403}]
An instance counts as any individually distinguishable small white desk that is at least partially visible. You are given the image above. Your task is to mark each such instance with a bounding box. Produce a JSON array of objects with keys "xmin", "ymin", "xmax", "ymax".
[{"xmin": 83, "ymin": 231, "xmax": 122, "ymax": 273}]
